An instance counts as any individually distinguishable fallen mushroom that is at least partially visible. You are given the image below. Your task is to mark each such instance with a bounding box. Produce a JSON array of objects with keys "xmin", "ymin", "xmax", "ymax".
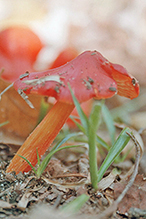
[
  {"xmin": 0, "ymin": 26, "xmax": 43, "ymax": 82},
  {"xmin": 4, "ymin": 50, "xmax": 139, "ymax": 174}
]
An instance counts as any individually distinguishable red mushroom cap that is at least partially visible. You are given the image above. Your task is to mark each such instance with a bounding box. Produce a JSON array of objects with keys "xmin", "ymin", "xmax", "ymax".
[
  {"xmin": 13, "ymin": 50, "xmax": 139, "ymax": 104},
  {"xmin": 0, "ymin": 26, "xmax": 43, "ymax": 82}
]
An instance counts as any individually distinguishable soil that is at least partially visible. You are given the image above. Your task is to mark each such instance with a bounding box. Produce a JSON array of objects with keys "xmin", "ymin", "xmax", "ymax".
[{"xmin": 0, "ymin": 139, "xmax": 146, "ymax": 219}]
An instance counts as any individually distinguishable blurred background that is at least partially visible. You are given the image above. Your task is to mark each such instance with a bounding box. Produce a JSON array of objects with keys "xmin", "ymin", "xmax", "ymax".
[
  {"xmin": 1, "ymin": 0, "xmax": 146, "ymax": 78},
  {"xmin": 0, "ymin": 0, "xmax": 146, "ymax": 140}
]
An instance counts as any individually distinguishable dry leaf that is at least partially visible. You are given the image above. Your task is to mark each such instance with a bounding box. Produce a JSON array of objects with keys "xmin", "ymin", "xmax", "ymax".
[
  {"xmin": 0, "ymin": 79, "xmax": 42, "ymax": 139},
  {"xmin": 98, "ymin": 169, "xmax": 120, "ymax": 191},
  {"xmin": 0, "ymin": 200, "xmax": 13, "ymax": 208},
  {"xmin": 17, "ymin": 191, "xmax": 38, "ymax": 211}
]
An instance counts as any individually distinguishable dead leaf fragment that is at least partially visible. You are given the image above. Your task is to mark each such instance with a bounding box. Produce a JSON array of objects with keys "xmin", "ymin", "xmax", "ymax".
[
  {"xmin": 17, "ymin": 191, "xmax": 38, "ymax": 211},
  {"xmin": 98, "ymin": 168, "xmax": 120, "ymax": 191},
  {"xmin": 0, "ymin": 79, "xmax": 42, "ymax": 139},
  {"xmin": 0, "ymin": 200, "xmax": 12, "ymax": 208}
]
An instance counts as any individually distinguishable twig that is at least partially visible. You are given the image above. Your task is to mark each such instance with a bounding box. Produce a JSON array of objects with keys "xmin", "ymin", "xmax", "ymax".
[
  {"xmin": 96, "ymin": 131, "xmax": 141, "ymax": 219},
  {"xmin": 116, "ymin": 132, "xmax": 140, "ymax": 203},
  {"xmin": 51, "ymin": 173, "xmax": 87, "ymax": 179},
  {"xmin": 53, "ymin": 194, "xmax": 63, "ymax": 208}
]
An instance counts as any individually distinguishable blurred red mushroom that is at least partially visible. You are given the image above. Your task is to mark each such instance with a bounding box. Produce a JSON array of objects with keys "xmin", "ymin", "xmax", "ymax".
[
  {"xmin": 0, "ymin": 26, "xmax": 43, "ymax": 82},
  {"xmin": 49, "ymin": 47, "xmax": 78, "ymax": 69},
  {"xmin": 5, "ymin": 50, "xmax": 139, "ymax": 174}
]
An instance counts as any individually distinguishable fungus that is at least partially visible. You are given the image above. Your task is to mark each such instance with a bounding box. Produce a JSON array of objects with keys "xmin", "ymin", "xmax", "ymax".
[
  {"xmin": 4, "ymin": 50, "xmax": 139, "ymax": 174},
  {"xmin": 49, "ymin": 47, "xmax": 78, "ymax": 69},
  {"xmin": 0, "ymin": 26, "xmax": 43, "ymax": 82}
]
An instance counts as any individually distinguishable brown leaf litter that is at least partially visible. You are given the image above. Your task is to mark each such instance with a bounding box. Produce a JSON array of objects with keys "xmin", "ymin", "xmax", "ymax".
[
  {"xmin": 114, "ymin": 174, "xmax": 146, "ymax": 215},
  {"xmin": 0, "ymin": 130, "xmax": 145, "ymax": 219}
]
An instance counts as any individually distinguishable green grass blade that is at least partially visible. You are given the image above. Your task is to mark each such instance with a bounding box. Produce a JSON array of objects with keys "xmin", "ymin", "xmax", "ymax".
[
  {"xmin": 37, "ymin": 144, "xmax": 81, "ymax": 177},
  {"xmin": 61, "ymin": 194, "xmax": 89, "ymax": 214},
  {"xmin": 89, "ymin": 104, "xmax": 101, "ymax": 131},
  {"xmin": 51, "ymin": 132, "xmax": 82, "ymax": 152},
  {"xmin": 69, "ymin": 116, "xmax": 86, "ymax": 134},
  {"xmin": 98, "ymin": 127, "xmax": 131, "ymax": 182},
  {"xmin": 102, "ymin": 104, "xmax": 115, "ymax": 145},
  {"xmin": 36, "ymin": 148, "xmax": 41, "ymax": 166},
  {"xmin": 70, "ymin": 115, "xmax": 109, "ymax": 150},
  {"xmin": 88, "ymin": 104, "xmax": 101, "ymax": 189},
  {"xmin": 0, "ymin": 121, "xmax": 9, "ymax": 127},
  {"xmin": 18, "ymin": 155, "xmax": 37, "ymax": 175},
  {"xmin": 96, "ymin": 135, "xmax": 110, "ymax": 150},
  {"xmin": 70, "ymin": 112, "xmax": 109, "ymax": 150},
  {"xmin": 36, "ymin": 132, "xmax": 83, "ymax": 177},
  {"xmin": 68, "ymin": 84, "xmax": 89, "ymax": 134}
]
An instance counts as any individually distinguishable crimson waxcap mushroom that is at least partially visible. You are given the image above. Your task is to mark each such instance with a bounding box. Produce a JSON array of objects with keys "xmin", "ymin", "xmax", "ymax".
[{"xmin": 6, "ymin": 50, "xmax": 139, "ymax": 174}]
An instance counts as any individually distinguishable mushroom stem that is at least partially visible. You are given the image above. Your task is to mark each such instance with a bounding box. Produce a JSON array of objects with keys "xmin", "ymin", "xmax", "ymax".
[{"xmin": 6, "ymin": 101, "xmax": 75, "ymax": 174}]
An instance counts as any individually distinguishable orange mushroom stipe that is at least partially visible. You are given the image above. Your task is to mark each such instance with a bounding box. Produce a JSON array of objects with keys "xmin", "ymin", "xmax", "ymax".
[
  {"xmin": 0, "ymin": 26, "xmax": 43, "ymax": 82},
  {"xmin": 6, "ymin": 50, "xmax": 139, "ymax": 174},
  {"xmin": 7, "ymin": 101, "xmax": 74, "ymax": 173}
]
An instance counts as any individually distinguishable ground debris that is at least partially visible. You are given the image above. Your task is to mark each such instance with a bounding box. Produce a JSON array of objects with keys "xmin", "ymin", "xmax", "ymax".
[
  {"xmin": 128, "ymin": 207, "xmax": 146, "ymax": 219},
  {"xmin": 0, "ymin": 133, "xmax": 143, "ymax": 219},
  {"xmin": 114, "ymin": 174, "xmax": 146, "ymax": 215},
  {"xmin": 0, "ymin": 154, "xmax": 114, "ymax": 219}
]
